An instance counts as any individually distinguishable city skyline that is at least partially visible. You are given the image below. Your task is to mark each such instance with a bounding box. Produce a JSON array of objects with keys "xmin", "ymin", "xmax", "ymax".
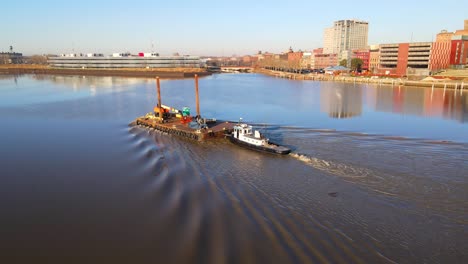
[{"xmin": 2, "ymin": 0, "xmax": 467, "ymax": 56}]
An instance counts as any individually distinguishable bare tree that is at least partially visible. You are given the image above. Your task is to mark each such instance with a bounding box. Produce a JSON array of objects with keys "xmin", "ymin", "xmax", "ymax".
[{"xmin": 27, "ymin": 55, "xmax": 48, "ymax": 65}]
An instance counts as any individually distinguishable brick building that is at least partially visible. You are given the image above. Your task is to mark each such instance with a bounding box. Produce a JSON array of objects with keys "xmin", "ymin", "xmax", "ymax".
[
  {"xmin": 288, "ymin": 51, "xmax": 303, "ymax": 64},
  {"xmin": 450, "ymin": 20, "xmax": 468, "ymax": 68},
  {"xmin": 315, "ymin": 53, "xmax": 338, "ymax": 69},
  {"xmin": 352, "ymin": 49, "xmax": 370, "ymax": 71},
  {"xmin": 450, "ymin": 36, "xmax": 468, "ymax": 68},
  {"xmin": 429, "ymin": 30, "xmax": 454, "ymax": 71}
]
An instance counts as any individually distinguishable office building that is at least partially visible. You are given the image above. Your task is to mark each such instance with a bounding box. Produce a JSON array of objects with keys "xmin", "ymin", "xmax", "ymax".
[{"xmin": 323, "ymin": 19, "xmax": 369, "ymax": 59}]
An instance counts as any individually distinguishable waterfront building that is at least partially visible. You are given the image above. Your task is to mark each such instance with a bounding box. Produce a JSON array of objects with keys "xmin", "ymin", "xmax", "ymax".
[
  {"xmin": 369, "ymin": 45, "xmax": 380, "ymax": 73},
  {"xmin": 379, "ymin": 42, "xmax": 432, "ymax": 76},
  {"xmin": 311, "ymin": 48, "xmax": 324, "ymax": 69},
  {"xmin": 287, "ymin": 49, "xmax": 303, "ymax": 68},
  {"xmin": 450, "ymin": 20, "xmax": 468, "ymax": 68},
  {"xmin": 450, "ymin": 35, "xmax": 468, "ymax": 68},
  {"xmin": 301, "ymin": 52, "xmax": 313, "ymax": 69},
  {"xmin": 314, "ymin": 53, "xmax": 338, "ymax": 69},
  {"xmin": 323, "ymin": 19, "xmax": 369, "ymax": 60},
  {"xmin": 0, "ymin": 52, "xmax": 23, "ymax": 64},
  {"xmin": 48, "ymin": 54, "xmax": 201, "ymax": 68},
  {"xmin": 351, "ymin": 49, "xmax": 370, "ymax": 71},
  {"xmin": 429, "ymin": 30, "xmax": 454, "ymax": 71}
]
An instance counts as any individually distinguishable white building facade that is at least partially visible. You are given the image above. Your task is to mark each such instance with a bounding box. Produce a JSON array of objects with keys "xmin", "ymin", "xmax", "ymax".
[{"xmin": 323, "ymin": 19, "xmax": 369, "ymax": 60}]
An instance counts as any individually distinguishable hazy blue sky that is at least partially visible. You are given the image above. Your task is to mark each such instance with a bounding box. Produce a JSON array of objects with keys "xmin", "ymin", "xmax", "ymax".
[{"xmin": 2, "ymin": 0, "xmax": 467, "ymax": 56}]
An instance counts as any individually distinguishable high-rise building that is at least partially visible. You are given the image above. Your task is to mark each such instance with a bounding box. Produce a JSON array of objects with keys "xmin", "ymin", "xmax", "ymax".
[
  {"xmin": 323, "ymin": 27, "xmax": 334, "ymax": 54},
  {"xmin": 323, "ymin": 19, "xmax": 369, "ymax": 58}
]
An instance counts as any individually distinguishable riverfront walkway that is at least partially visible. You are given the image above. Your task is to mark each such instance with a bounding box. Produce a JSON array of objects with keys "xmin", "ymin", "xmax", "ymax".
[{"xmin": 255, "ymin": 68, "xmax": 468, "ymax": 90}]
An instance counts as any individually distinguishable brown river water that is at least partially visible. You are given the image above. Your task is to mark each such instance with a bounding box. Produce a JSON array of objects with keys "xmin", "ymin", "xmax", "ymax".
[{"xmin": 0, "ymin": 74, "xmax": 467, "ymax": 263}]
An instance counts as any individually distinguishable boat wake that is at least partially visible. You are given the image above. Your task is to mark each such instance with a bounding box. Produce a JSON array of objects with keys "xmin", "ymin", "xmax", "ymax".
[{"xmin": 289, "ymin": 152, "xmax": 374, "ymax": 180}]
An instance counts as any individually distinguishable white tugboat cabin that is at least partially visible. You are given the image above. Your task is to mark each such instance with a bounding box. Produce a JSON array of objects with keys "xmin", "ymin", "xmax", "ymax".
[
  {"xmin": 229, "ymin": 122, "xmax": 291, "ymax": 155},
  {"xmin": 233, "ymin": 124, "xmax": 267, "ymax": 146}
]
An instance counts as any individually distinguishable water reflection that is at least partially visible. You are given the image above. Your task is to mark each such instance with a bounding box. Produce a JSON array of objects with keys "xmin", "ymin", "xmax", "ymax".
[
  {"xmin": 368, "ymin": 86, "xmax": 468, "ymax": 123},
  {"xmin": 32, "ymin": 75, "xmax": 150, "ymax": 90},
  {"xmin": 320, "ymin": 83, "xmax": 362, "ymax": 119},
  {"xmin": 0, "ymin": 75, "xmax": 153, "ymax": 107},
  {"xmin": 320, "ymin": 83, "xmax": 468, "ymax": 123}
]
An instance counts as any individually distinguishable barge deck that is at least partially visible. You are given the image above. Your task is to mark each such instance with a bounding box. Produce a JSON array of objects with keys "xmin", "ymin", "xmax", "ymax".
[{"xmin": 135, "ymin": 116, "xmax": 235, "ymax": 141}]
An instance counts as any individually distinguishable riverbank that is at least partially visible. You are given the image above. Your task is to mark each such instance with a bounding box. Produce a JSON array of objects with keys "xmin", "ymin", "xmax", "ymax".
[
  {"xmin": 254, "ymin": 68, "xmax": 468, "ymax": 90},
  {"xmin": 0, "ymin": 65, "xmax": 210, "ymax": 78}
]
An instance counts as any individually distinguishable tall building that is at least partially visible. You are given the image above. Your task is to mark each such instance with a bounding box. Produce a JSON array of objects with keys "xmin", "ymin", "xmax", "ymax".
[
  {"xmin": 323, "ymin": 19, "xmax": 369, "ymax": 58},
  {"xmin": 323, "ymin": 27, "xmax": 334, "ymax": 54}
]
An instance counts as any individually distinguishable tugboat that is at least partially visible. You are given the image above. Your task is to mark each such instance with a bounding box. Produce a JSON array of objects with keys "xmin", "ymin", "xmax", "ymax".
[{"xmin": 229, "ymin": 122, "xmax": 291, "ymax": 155}]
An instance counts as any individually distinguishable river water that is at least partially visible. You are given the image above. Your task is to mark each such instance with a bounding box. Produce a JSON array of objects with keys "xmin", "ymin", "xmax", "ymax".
[{"xmin": 0, "ymin": 74, "xmax": 467, "ymax": 263}]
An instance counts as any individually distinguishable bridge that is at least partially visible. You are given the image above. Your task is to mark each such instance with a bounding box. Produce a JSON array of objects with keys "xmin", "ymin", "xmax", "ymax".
[{"xmin": 220, "ymin": 66, "xmax": 253, "ymax": 73}]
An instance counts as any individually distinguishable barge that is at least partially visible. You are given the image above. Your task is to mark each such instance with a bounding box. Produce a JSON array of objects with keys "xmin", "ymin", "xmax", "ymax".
[
  {"xmin": 134, "ymin": 75, "xmax": 236, "ymax": 140},
  {"xmin": 135, "ymin": 114, "xmax": 235, "ymax": 141}
]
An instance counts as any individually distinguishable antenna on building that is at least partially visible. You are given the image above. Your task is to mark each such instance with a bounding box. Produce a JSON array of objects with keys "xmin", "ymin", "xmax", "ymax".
[{"xmin": 410, "ymin": 32, "xmax": 413, "ymax": 43}]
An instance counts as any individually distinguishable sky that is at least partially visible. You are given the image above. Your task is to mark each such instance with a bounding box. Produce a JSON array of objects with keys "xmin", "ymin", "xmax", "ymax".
[{"xmin": 2, "ymin": 0, "xmax": 467, "ymax": 56}]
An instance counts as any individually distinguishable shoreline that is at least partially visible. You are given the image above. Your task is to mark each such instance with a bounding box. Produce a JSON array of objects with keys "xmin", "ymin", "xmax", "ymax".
[
  {"xmin": 0, "ymin": 65, "xmax": 211, "ymax": 79},
  {"xmin": 254, "ymin": 68, "xmax": 468, "ymax": 90},
  {"xmin": 1, "ymin": 65, "xmax": 467, "ymax": 90}
]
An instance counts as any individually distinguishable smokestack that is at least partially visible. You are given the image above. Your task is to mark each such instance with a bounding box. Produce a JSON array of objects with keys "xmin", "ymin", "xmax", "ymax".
[{"xmin": 195, "ymin": 74, "xmax": 200, "ymax": 117}]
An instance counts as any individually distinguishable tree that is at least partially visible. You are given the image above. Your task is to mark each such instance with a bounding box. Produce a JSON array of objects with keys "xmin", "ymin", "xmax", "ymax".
[
  {"xmin": 339, "ymin": 59, "xmax": 347, "ymax": 67},
  {"xmin": 10, "ymin": 46, "xmax": 13, "ymax": 52},
  {"xmin": 28, "ymin": 55, "xmax": 48, "ymax": 65},
  {"xmin": 351, "ymin": 58, "xmax": 363, "ymax": 72}
]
